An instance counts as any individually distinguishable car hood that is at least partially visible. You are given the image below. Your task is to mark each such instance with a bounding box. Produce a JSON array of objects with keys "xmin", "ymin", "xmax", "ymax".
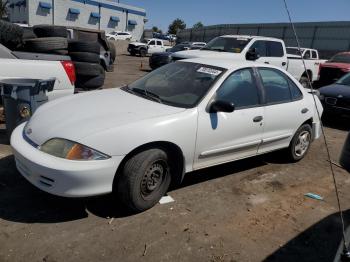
[
  {"xmin": 129, "ymin": 42, "xmax": 146, "ymax": 47},
  {"xmin": 25, "ymin": 88, "xmax": 185, "ymax": 145},
  {"xmin": 152, "ymin": 52, "xmax": 172, "ymax": 57},
  {"xmin": 321, "ymin": 62, "xmax": 350, "ymax": 70},
  {"xmin": 172, "ymin": 49, "xmax": 244, "ymax": 59},
  {"xmin": 319, "ymin": 84, "xmax": 350, "ymax": 98}
]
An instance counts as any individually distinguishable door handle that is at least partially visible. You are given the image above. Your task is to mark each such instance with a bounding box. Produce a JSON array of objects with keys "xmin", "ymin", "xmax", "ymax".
[
  {"xmin": 264, "ymin": 61, "xmax": 269, "ymax": 64},
  {"xmin": 253, "ymin": 116, "xmax": 263, "ymax": 122},
  {"xmin": 282, "ymin": 62, "xmax": 287, "ymax": 66},
  {"xmin": 301, "ymin": 108, "xmax": 309, "ymax": 114}
]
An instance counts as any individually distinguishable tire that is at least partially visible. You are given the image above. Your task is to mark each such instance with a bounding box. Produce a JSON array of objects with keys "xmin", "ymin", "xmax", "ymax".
[
  {"xmin": 76, "ymin": 72, "xmax": 105, "ymax": 89},
  {"xmin": 68, "ymin": 41, "xmax": 100, "ymax": 54},
  {"xmin": 74, "ymin": 62, "xmax": 104, "ymax": 77},
  {"xmin": 0, "ymin": 20, "xmax": 23, "ymax": 49},
  {"xmin": 70, "ymin": 52, "xmax": 100, "ymax": 63},
  {"xmin": 107, "ymin": 41, "xmax": 116, "ymax": 62},
  {"xmin": 140, "ymin": 48, "xmax": 147, "ymax": 57},
  {"xmin": 300, "ymin": 76, "xmax": 311, "ymax": 89},
  {"xmin": 22, "ymin": 28, "xmax": 37, "ymax": 40},
  {"xmin": 287, "ymin": 124, "xmax": 312, "ymax": 161},
  {"xmin": 33, "ymin": 25, "xmax": 67, "ymax": 38},
  {"xmin": 24, "ymin": 37, "xmax": 68, "ymax": 53},
  {"xmin": 116, "ymin": 149, "xmax": 171, "ymax": 212}
]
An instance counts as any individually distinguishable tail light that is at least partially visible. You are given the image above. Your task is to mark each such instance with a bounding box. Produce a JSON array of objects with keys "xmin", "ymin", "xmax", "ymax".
[{"xmin": 61, "ymin": 61, "xmax": 76, "ymax": 85}]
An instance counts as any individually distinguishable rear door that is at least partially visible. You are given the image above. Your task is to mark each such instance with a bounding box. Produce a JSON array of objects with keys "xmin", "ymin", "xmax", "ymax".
[{"xmin": 256, "ymin": 67, "xmax": 311, "ymax": 154}]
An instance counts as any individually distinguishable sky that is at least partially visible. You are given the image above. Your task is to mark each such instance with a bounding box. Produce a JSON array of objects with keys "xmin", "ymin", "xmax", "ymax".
[{"xmin": 119, "ymin": 0, "xmax": 350, "ymax": 32}]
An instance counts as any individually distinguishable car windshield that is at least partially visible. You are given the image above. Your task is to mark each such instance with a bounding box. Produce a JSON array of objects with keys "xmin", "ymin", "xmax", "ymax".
[
  {"xmin": 336, "ymin": 73, "xmax": 350, "ymax": 86},
  {"xmin": 286, "ymin": 48, "xmax": 304, "ymax": 56},
  {"xmin": 201, "ymin": 37, "xmax": 251, "ymax": 53},
  {"xmin": 124, "ymin": 62, "xmax": 225, "ymax": 108},
  {"xmin": 329, "ymin": 54, "xmax": 350, "ymax": 63}
]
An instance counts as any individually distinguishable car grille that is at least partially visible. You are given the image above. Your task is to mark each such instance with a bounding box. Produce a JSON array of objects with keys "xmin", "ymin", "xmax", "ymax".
[
  {"xmin": 325, "ymin": 97, "xmax": 337, "ymax": 105},
  {"xmin": 128, "ymin": 44, "xmax": 136, "ymax": 49},
  {"xmin": 319, "ymin": 67, "xmax": 347, "ymax": 86},
  {"xmin": 336, "ymin": 97, "xmax": 350, "ymax": 110}
]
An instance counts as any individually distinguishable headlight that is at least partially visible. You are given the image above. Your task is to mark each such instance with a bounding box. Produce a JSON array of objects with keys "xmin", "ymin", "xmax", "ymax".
[{"xmin": 40, "ymin": 138, "xmax": 110, "ymax": 161}]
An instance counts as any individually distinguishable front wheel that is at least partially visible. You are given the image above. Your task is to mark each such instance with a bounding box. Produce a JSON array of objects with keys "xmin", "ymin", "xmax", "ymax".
[
  {"xmin": 139, "ymin": 48, "xmax": 147, "ymax": 57},
  {"xmin": 116, "ymin": 149, "xmax": 171, "ymax": 212},
  {"xmin": 287, "ymin": 124, "xmax": 312, "ymax": 161}
]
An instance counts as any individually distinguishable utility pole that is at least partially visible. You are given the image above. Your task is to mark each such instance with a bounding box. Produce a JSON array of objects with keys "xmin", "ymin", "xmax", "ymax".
[{"xmin": 52, "ymin": 0, "xmax": 54, "ymax": 25}]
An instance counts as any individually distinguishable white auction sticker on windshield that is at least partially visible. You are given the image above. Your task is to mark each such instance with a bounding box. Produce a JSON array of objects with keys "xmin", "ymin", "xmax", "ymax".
[{"xmin": 197, "ymin": 67, "xmax": 222, "ymax": 76}]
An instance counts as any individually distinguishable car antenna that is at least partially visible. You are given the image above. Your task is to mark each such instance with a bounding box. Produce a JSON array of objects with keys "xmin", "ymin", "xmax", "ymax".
[{"xmin": 282, "ymin": 0, "xmax": 350, "ymax": 260}]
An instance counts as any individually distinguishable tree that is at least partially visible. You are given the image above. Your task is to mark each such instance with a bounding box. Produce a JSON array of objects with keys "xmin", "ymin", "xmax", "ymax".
[
  {"xmin": 193, "ymin": 22, "xmax": 204, "ymax": 29},
  {"xmin": 168, "ymin": 18, "xmax": 186, "ymax": 35},
  {"xmin": 0, "ymin": 0, "xmax": 9, "ymax": 19},
  {"xmin": 152, "ymin": 26, "xmax": 159, "ymax": 32}
]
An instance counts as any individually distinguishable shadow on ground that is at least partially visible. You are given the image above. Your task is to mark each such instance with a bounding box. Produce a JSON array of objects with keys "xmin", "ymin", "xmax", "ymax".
[
  {"xmin": 0, "ymin": 152, "xmax": 267, "ymax": 224},
  {"xmin": 264, "ymin": 210, "xmax": 350, "ymax": 262}
]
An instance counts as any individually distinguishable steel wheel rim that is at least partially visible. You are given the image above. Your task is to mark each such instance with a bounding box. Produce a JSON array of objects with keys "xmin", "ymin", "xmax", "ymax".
[
  {"xmin": 294, "ymin": 131, "xmax": 311, "ymax": 157},
  {"xmin": 140, "ymin": 160, "xmax": 167, "ymax": 199}
]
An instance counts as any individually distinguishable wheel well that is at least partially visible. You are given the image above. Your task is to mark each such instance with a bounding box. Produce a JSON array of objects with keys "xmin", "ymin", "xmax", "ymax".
[
  {"xmin": 302, "ymin": 118, "xmax": 313, "ymax": 128},
  {"xmin": 113, "ymin": 141, "xmax": 185, "ymax": 190}
]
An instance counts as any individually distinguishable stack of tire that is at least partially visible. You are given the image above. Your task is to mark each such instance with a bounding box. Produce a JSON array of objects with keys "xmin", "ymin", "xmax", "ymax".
[
  {"xmin": 68, "ymin": 41, "xmax": 105, "ymax": 90},
  {"xmin": 24, "ymin": 25, "xmax": 69, "ymax": 55}
]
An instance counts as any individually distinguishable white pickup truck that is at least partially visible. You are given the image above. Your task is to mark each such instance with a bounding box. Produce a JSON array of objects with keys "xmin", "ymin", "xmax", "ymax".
[
  {"xmin": 128, "ymin": 38, "xmax": 171, "ymax": 57},
  {"xmin": 0, "ymin": 43, "xmax": 75, "ymax": 101},
  {"xmin": 172, "ymin": 35, "xmax": 325, "ymax": 87}
]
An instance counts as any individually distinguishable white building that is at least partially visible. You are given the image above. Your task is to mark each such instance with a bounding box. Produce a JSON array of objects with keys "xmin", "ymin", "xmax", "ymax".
[{"xmin": 7, "ymin": 0, "xmax": 147, "ymax": 40}]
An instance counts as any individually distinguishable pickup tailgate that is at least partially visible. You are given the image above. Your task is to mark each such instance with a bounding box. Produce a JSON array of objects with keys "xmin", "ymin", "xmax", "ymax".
[{"xmin": 0, "ymin": 58, "xmax": 74, "ymax": 100}]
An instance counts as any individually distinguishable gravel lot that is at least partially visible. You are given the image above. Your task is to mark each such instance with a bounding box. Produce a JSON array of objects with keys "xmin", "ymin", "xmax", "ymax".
[{"xmin": 1, "ymin": 53, "xmax": 350, "ymax": 262}]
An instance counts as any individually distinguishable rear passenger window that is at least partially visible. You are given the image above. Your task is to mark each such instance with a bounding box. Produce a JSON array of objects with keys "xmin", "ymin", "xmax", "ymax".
[
  {"xmin": 216, "ymin": 69, "xmax": 260, "ymax": 109},
  {"xmin": 267, "ymin": 41, "xmax": 284, "ymax": 57},
  {"xmin": 288, "ymin": 79, "xmax": 303, "ymax": 100},
  {"xmin": 258, "ymin": 68, "xmax": 291, "ymax": 104},
  {"xmin": 156, "ymin": 41, "xmax": 162, "ymax": 45},
  {"xmin": 312, "ymin": 51, "xmax": 317, "ymax": 59},
  {"xmin": 250, "ymin": 41, "xmax": 267, "ymax": 57}
]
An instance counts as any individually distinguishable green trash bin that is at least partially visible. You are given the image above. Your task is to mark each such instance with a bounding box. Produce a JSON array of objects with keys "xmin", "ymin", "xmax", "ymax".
[{"xmin": 0, "ymin": 78, "xmax": 55, "ymax": 139}]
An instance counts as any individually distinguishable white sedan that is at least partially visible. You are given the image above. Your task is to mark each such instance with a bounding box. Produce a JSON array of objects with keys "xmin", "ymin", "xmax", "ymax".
[{"xmin": 11, "ymin": 59, "xmax": 323, "ymax": 212}]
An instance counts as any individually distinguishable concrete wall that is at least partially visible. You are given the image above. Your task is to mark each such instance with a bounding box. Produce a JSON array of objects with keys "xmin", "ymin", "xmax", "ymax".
[
  {"xmin": 8, "ymin": 0, "xmax": 146, "ymax": 41},
  {"xmin": 178, "ymin": 21, "xmax": 350, "ymax": 59}
]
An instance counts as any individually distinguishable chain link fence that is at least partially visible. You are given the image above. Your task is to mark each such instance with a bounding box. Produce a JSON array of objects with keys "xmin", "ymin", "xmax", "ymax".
[{"xmin": 177, "ymin": 21, "xmax": 350, "ymax": 59}]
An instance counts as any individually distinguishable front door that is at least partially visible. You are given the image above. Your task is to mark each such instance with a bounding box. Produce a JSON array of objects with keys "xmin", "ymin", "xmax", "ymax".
[{"xmin": 194, "ymin": 68, "xmax": 264, "ymax": 170}]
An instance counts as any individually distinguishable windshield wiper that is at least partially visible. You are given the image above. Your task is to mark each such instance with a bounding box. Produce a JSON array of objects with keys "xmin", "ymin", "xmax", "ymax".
[{"xmin": 131, "ymin": 88, "xmax": 163, "ymax": 103}]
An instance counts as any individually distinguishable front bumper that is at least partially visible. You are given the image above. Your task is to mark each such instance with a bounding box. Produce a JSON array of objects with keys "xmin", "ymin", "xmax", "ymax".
[
  {"xmin": 321, "ymin": 103, "xmax": 350, "ymax": 117},
  {"xmin": 11, "ymin": 123, "xmax": 124, "ymax": 197}
]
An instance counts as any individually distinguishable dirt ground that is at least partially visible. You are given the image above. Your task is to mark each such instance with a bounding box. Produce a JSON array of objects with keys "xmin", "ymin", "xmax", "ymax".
[{"xmin": 1, "ymin": 53, "xmax": 350, "ymax": 262}]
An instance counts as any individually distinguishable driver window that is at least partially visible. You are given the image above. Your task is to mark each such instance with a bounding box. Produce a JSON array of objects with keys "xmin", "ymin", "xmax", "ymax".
[
  {"xmin": 149, "ymin": 40, "xmax": 155, "ymax": 45},
  {"xmin": 216, "ymin": 69, "xmax": 260, "ymax": 109},
  {"xmin": 303, "ymin": 51, "xmax": 311, "ymax": 59},
  {"xmin": 250, "ymin": 41, "xmax": 267, "ymax": 57}
]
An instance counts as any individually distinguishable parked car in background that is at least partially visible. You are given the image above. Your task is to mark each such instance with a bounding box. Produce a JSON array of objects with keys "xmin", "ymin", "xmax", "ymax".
[
  {"xmin": 172, "ymin": 35, "xmax": 324, "ymax": 88},
  {"xmin": 106, "ymin": 31, "xmax": 132, "ymax": 41},
  {"xmin": 0, "ymin": 42, "xmax": 75, "ymax": 101},
  {"xmin": 319, "ymin": 72, "xmax": 350, "ymax": 117},
  {"xmin": 149, "ymin": 43, "xmax": 192, "ymax": 69},
  {"xmin": 318, "ymin": 52, "xmax": 350, "ymax": 87},
  {"xmin": 128, "ymin": 38, "xmax": 171, "ymax": 57},
  {"xmin": 11, "ymin": 59, "xmax": 323, "ymax": 212}
]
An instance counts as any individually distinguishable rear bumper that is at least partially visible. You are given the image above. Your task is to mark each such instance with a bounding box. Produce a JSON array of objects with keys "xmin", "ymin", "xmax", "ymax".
[{"xmin": 11, "ymin": 123, "xmax": 124, "ymax": 197}]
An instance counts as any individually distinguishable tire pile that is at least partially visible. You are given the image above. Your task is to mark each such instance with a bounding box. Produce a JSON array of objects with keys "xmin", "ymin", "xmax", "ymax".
[{"xmin": 68, "ymin": 40, "xmax": 105, "ymax": 90}]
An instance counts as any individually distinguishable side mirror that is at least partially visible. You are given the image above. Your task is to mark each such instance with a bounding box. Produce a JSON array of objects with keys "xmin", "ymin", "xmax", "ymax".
[
  {"xmin": 209, "ymin": 100, "xmax": 235, "ymax": 113},
  {"xmin": 246, "ymin": 48, "xmax": 260, "ymax": 61}
]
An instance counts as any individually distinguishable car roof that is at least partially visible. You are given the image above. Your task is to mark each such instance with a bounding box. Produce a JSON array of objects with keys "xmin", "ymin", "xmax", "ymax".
[
  {"xmin": 181, "ymin": 57, "xmax": 282, "ymax": 71},
  {"xmin": 219, "ymin": 35, "xmax": 282, "ymax": 41}
]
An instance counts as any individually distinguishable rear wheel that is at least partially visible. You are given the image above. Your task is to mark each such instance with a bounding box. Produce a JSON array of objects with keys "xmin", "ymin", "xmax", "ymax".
[
  {"xmin": 140, "ymin": 48, "xmax": 147, "ymax": 57},
  {"xmin": 287, "ymin": 124, "xmax": 312, "ymax": 161},
  {"xmin": 116, "ymin": 149, "xmax": 171, "ymax": 212}
]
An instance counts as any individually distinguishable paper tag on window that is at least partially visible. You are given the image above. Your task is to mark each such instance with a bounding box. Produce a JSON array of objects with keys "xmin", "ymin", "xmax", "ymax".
[{"xmin": 197, "ymin": 67, "xmax": 222, "ymax": 76}]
